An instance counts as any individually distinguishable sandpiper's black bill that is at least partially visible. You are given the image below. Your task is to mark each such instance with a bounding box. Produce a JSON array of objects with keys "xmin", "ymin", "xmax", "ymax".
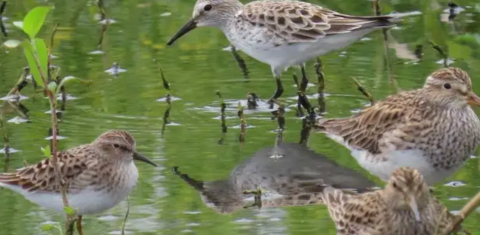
[
  {"xmin": 133, "ymin": 151, "xmax": 157, "ymax": 167},
  {"xmin": 167, "ymin": 19, "xmax": 197, "ymax": 46}
]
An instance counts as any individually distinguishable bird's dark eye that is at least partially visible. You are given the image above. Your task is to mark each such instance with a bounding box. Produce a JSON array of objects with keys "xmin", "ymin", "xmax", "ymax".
[
  {"xmin": 444, "ymin": 83, "xmax": 452, "ymax": 89},
  {"xmin": 392, "ymin": 182, "xmax": 398, "ymax": 189},
  {"xmin": 113, "ymin": 144, "xmax": 120, "ymax": 148},
  {"xmin": 204, "ymin": 4, "xmax": 213, "ymax": 11}
]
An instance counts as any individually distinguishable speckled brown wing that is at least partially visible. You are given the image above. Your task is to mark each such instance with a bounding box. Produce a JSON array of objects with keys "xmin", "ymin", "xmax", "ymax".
[
  {"xmin": 0, "ymin": 148, "xmax": 90, "ymax": 193},
  {"xmin": 322, "ymin": 187, "xmax": 385, "ymax": 235},
  {"xmin": 240, "ymin": 0, "xmax": 397, "ymax": 43},
  {"xmin": 316, "ymin": 91, "xmax": 421, "ymax": 154}
]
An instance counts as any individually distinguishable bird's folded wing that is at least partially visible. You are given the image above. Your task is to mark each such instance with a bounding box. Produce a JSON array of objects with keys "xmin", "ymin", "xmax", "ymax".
[
  {"xmin": 240, "ymin": 0, "xmax": 395, "ymax": 43},
  {"xmin": 316, "ymin": 98, "xmax": 409, "ymax": 155},
  {"xmin": 0, "ymin": 151, "xmax": 88, "ymax": 193}
]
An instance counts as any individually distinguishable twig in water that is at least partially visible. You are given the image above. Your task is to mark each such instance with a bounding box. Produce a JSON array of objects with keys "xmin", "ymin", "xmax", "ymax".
[
  {"xmin": 121, "ymin": 196, "xmax": 130, "ymax": 235},
  {"xmin": 443, "ymin": 191, "xmax": 480, "ymax": 235},
  {"xmin": 0, "ymin": 112, "xmax": 9, "ymax": 162},
  {"xmin": 293, "ymin": 74, "xmax": 305, "ymax": 118},
  {"xmin": 372, "ymin": 0, "xmax": 381, "ymax": 16},
  {"xmin": 414, "ymin": 45, "xmax": 423, "ymax": 60},
  {"xmin": 231, "ymin": 46, "xmax": 249, "ymax": 79},
  {"xmin": 216, "ymin": 91, "xmax": 228, "ymax": 145},
  {"xmin": 274, "ymin": 101, "xmax": 285, "ymax": 146},
  {"xmin": 352, "ymin": 77, "xmax": 375, "ymax": 106},
  {"xmin": 0, "ymin": 1, "xmax": 7, "ymax": 37},
  {"xmin": 429, "ymin": 40, "xmax": 449, "ymax": 68},
  {"xmin": 48, "ymin": 24, "xmax": 59, "ymax": 81},
  {"xmin": 160, "ymin": 67, "xmax": 172, "ymax": 136},
  {"xmin": 238, "ymin": 102, "xmax": 246, "ymax": 145},
  {"xmin": 314, "ymin": 58, "xmax": 326, "ymax": 113},
  {"xmin": 246, "ymin": 92, "xmax": 258, "ymax": 110},
  {"xmin": 6, "ymin": 68, "xmax": 28, "ymax": 97}
]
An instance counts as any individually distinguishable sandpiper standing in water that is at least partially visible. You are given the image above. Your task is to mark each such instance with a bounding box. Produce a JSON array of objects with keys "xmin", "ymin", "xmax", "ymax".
[
  {"xmin": 322, "ymin": 167, "xmax": 456, "ymax": 235},
  {"xmin": 316, "ymin": 67, "xmax": 480, "ymax": 185},
  {"xmin": 0, "ymin": 130, "xmax": 157, "ymax": 235},
  {"xmin": 167, "ymin": 0, "xmax": 401, "ymax": 105}
]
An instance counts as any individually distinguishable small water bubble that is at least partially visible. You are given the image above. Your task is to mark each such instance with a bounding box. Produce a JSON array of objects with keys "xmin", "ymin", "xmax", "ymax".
[
  {"xmin": 444, "ymin": 181, "xmax": 466, "ymax": 187},
  {"xmin": 105, "ymin": 63, "xmax": 127, "ymax": 75},
  {"xmin": 157, "ymin": 96, "xmax": 182, "ymax": 102},
  {"xmin": 99, "ymin": 18, "xmax": 116, "ymax": 25},
  {"xmin": 0, "ymin": 148, "xmax": 21, "ymax": 154},
  {"xmin": 436, "ymin": 59, "xmax": 454, "ymax": 66},
  {"xmin": 0, "ymin": 94, "xmax": 29, "ymax": 101},
  {"xmin": 183, "ymin": 211, "xmax": 201, "ymax": 215},
  {"xmin": 89, "ymin": 50, "xmax": 104, "ymax": 55},
  {"xmin": 234, "ymin": 218, "xmax": 254, "ymax": 224},
  {"xmin": 7, "ymin": 116, "xmax": 29, "ymax": 124},
  {"xmin": 160, "ymin": 12, "xmax": 171, "ymax": 17},
  {"xmin": 45, "ymin": 135, "xmax": 68, "ymax": 140},
  {"xmin": 231, "ymin": 124, "xmax": 255, "ymax": 129},
  {"xmin": 98, "ymin": 215, "xmax": 118, "ymax": 221},
  {"xmin": 56, "ymin": 94, "xmax": 79, "ymax": 101},
  {"xmin": 166, "ymin": 122, "xmax": 181, "ymax": 126},
  {"xmin": 448, "ymin": 197, "xmax": 468, "ymax": 201}
]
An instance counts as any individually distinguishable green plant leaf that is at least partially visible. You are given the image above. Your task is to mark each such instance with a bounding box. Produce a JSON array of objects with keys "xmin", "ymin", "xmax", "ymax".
[
  {"xmin": 3, "ymin": 39, "xmax": 22, "ymax": 48},
  {"xmin": 41, "ymin": 224, "xmax": 54, "ymax": 232},
  {"xmin": 22, "ymin": 6, "xmax": 51, "ymax": 39},
  {"xmin": 40, "ymin": 145, "xmax": 51, "ymax": 158},
  {"xmin": 22, "ymin": 42, "xmax": 45, "ymax": 87},
  {"xmin": 34, "ymin": 38, "xmax": 48, "ymax": 76},
  {"xmin": 56, "ymin": 76, "xmax": 80, "ymax": 94},
  {"xmin": 63, "ymin": 206, "xmax": 75, "ymax": 216}
]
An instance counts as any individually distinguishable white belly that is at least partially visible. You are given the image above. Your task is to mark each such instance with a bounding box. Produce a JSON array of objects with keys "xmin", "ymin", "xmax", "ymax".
[
  {"xmin": 226, "ymin": 26, "xmax": 379, "ymax": 76},
  {"xmin": 0, "ymin": 163, "xmax": 139, "ymax": 215},
  {"xmin": 326, "ymin": 133, "xmax": 457, "ymax": 185},
  {"xmin": 351, "ymin": 148, "xmax": 456, "ymax": 185}
]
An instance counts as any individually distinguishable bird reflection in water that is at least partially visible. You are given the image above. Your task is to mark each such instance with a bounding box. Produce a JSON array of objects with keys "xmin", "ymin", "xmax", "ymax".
[{"xmin": 173, "ymin": 143, "xmax": 375, "ymax": 214}]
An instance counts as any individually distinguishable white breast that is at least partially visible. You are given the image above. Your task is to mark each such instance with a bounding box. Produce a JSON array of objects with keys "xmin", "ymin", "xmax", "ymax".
[{"xmin": 0, "ymin": 162, "xmax": 139, "ymax": 215}]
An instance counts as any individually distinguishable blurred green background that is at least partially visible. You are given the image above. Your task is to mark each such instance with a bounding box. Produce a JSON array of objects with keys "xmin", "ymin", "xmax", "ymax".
[{"xmin": 0, "ymin": 0, "xmax": 480, "ymax": 234}]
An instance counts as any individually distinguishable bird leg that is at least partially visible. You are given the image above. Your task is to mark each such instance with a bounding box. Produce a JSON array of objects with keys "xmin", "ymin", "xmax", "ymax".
[
  {"xmin": 268, "ymin": 77, "xmax": 284, "ymax": 109},
  {"xmin": 76, "ymin": 216, "xmax": 84, "ymax": 235},
  {"xmin": 230, "ymin": 46, "xmax": 249, "ymax": 79}
]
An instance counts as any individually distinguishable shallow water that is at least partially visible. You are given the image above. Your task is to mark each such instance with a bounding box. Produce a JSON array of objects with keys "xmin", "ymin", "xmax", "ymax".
[{"xmin": 1, "ymin": 0, "xmax": 480, "ymax": 234}]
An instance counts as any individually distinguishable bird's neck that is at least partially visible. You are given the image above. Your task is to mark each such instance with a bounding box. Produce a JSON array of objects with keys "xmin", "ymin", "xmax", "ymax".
[{"xmin": 218, "ymin": 2, "xmax": 244, "ymax": 31}]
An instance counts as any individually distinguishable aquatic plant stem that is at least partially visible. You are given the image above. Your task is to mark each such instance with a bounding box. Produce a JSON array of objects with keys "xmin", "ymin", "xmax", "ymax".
[{"xmin": 444, "ymin": 191, "xmax": 480, "ymax": 235}]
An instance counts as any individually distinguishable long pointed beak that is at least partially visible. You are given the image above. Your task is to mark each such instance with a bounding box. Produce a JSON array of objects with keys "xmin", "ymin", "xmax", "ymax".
[
  {"xmin": 467, "ymin": 92, "xmax": 480, "ymax": 107},
  {"xmin": 407, "ymin": 195, "xmax": 421, "ymax": 222},
  {"xmin": 167, "ymin": 19, "xmax": 197, "ymax": 46},
  {"xmin": 133, "ymin": 151, "xmax": 157, "ymax": 167}
]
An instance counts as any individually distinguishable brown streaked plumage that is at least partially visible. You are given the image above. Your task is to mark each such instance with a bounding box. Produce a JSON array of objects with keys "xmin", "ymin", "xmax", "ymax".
[
  {"xmin": 322, "ymin": 167, "xmax": 456, "ymax": 235},
  {"xmin": 0, "ymin": 130, "xmax": 156, "ymax": 235},
  {"xmin": 316, "ymin": 67, "xmax": 480, "ymax": 185},
  {"xmin": 167, "ymin": 0, "xmax": 402, "ymax": 104}
]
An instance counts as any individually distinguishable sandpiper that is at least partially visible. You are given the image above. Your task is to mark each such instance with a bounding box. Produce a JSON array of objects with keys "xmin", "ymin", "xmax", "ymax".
[
  {"xmin": 316, "ymin": 67, "xmax": 480, "ymax": 185},
  {"xmin": 0, "ymin": 130, "xmax": 157, "ymax": 235},
  {"xmin": 173, "ymin": 143, "xmax": 374, "ymax": 213},
  {"xmin": 322, "ymin": 167, "xmax": 456, "ymax": 235},
  {"xmin": 167, "ymin": 0, "xmax": 400, "ymax": 104}
]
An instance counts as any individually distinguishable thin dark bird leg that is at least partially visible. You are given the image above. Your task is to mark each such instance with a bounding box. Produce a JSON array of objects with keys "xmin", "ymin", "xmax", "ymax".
[
  {"xmin": 230, "ymin": 46, "xmax": 249, "ymax": 79},
  {"xmin": 268, "ymin": 76, "xmax": 284, "ymax": 109},
  {"xmin": 76, "ymin": 216, "xmax": 84, "ymax": 235}
]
